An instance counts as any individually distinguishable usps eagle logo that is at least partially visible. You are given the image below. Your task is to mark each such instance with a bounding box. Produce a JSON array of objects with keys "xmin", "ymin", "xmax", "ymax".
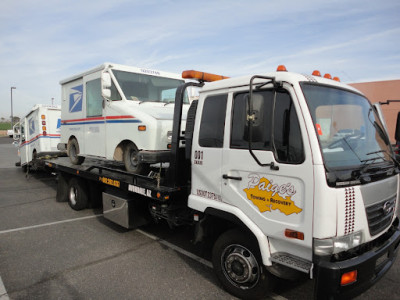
[
  {"xmin": 29, "ymin": 118, "xmax": 35, "ymax": 135},
  {"xmin": 69, "ymin": 85, "xmax": 83, "ymax": 113}
]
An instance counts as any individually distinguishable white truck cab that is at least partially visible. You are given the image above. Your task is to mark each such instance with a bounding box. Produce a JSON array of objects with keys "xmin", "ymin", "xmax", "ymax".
[
  {"xmin": 183, "ymin": 67, "xmax": 400, "ymax": 299},
  {"xmin": 58, "ymin": 63, "xmax": 189, "ymax": 173}
]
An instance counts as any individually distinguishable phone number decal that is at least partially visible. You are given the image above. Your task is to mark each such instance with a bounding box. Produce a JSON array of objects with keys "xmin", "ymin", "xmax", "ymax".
[{"xmin": 99, "ymin": 176, "xmax": 120, "ymax": 188}]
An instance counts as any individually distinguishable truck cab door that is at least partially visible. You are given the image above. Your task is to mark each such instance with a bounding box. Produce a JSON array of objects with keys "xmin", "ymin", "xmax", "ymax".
[
  {"xmin": 83, "ymin": 74, "xmax": 106, "ymax": 157},
  {"xmin": 221, "ymin": 85, "xmax": 314, "ymax": 261},
  {"xmin": 190, "ymin": 92, "xmax": 228, "ymax": 206}
]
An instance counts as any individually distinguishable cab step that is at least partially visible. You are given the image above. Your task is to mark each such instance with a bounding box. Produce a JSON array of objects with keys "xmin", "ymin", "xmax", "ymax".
[{"xmin": 271, "ymin": 252, "xmax": 312, "ymax": 274}]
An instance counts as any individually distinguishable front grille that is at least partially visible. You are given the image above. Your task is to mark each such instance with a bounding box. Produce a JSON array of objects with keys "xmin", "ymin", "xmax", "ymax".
[{"xmin": 366, "ymin": 196, "xmax": 396, "ymax": 236}]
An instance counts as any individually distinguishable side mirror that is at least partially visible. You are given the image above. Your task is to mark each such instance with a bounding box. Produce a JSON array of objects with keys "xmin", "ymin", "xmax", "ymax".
[
  {"xmin": 101, "ymin": 72, "xmax": 112, "ymax": 99},
  {"xmin": 395, "ymin": 112, "xmax": 400, "ymax": 143}
]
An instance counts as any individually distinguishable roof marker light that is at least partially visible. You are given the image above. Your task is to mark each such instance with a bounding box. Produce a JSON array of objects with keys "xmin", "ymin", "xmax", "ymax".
[
  {"xmin": 333, "ymin": 76, "xmax": 341, "ymax": 82},
  {"xmin": 276, "ymin": 65, "xmax": 287, "ymax": 72},
  {"xmin": 182, "ymin": 70, "xmax": 229, "ymax": 82},
  {"xmin": 324, "ymin": 73, "xmax": 332, "ymax": 79},
  {"xmin": 312, "ymin": 70, "xmax": 321, "ymax": 77}
]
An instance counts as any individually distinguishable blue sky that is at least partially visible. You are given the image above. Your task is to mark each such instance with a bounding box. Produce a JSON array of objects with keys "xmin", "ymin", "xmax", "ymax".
[{"xmin": 1, "ymin": 0, "xmax": 399, "ymax": 119}]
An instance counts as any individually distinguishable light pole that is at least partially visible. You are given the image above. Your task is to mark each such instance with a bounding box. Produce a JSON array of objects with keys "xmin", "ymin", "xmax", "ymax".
[{"xmin": 10, "ymin": 86, "xmax": 16, "ymax": 129}]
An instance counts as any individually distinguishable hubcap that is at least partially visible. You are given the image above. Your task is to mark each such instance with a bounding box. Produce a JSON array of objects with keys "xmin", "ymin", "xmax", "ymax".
[
  {"xmin": 222, "ymin": 244, "xmax": 260, "ymax": 288},
  {"xmin": 69, "ymin": 187, "xmax": 77, "ymax": 205},
  {"xmin": 129, "ymin": 149, "xmax": 138, "ymax": 168}
]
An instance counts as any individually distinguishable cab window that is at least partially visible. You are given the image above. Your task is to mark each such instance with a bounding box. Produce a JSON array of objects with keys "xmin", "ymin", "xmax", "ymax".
[
  {"xmin": 86, "ymin": 78, "xmax": 103, "ymax": 117},
  {"xmin": 231, "ymin": 90, "xmax": 304, "ymax": 164},
  {"xmin": 199, "ymin": 94, "xmax": 228, "ymax": 148}
]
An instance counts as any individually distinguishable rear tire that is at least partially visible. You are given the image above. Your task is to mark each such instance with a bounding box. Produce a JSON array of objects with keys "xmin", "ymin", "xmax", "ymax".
[
  {"xmin": 67, "ymin": 138, "xmax": 85, "ymax": 165},
  {"xmin": 212, "ymin": 229, "xmax": 275, "ymax": 300},
  {"xmin": 68, "ymin": 177, "xmax": 88, "ymax": 210},
  {"xmin": 123, "ymin": 143, "xmax": 147, "ymax": 174}
]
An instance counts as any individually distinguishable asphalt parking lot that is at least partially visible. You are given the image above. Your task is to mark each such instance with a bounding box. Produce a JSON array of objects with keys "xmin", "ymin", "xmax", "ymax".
[{"xmin": 0, "ymin": 135, "xmax": 399, "ymax": 300}]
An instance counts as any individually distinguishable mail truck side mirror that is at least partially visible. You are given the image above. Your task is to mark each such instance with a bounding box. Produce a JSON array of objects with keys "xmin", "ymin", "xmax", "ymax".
[{"xmin": 101, "ymin": 72, "xmax": 112, "ymax": 99}]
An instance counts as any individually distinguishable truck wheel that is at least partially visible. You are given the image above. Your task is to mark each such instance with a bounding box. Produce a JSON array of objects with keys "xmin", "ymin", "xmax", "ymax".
[
  {"xmin": 212, "ymin": 229, "xmax": 275, "ymax": 299},
  {"xmin": 68, "ymin": 177, "xmax": 88, "ymax": 210},
  {"xmin": 123, "ymin": 143, "xmax": 146, "ymax": 174},
  {"xmin": 67, "ymin": 138, "xmax": 85, "ymax": 165}
]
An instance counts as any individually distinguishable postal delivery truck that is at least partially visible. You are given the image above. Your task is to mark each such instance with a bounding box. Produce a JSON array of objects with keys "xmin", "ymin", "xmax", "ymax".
[
  {"xmin": 58, "ymin": 63, "xmax": 189, "ymax": 173},
  {"xmin": 17, "ymin": 104, "xmax": 62, "ymax": 170}
]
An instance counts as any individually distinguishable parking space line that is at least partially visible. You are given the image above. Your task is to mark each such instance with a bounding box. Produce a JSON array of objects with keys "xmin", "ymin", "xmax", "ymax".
[
  {"xmin": 136, "ymin": 229, "xmax": 213, "ymax": 268},
  {"xmin": 136, "ymin": 229, "xmax": 287, "ymax": 300},
  {"xmin": 0, "ymin": 275, "xmax": 10, "ymax": 300},
  {"xmin": 0, "ymin": 214, "xmax": 103, "ymax": 235}
]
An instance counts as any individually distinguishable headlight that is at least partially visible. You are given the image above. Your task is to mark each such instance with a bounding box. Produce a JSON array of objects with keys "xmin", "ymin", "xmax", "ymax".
[
  {"xmin": 167, "ymin": 131, "xmax": 173, "ymax": 141},
  {"xmin": 314, "ymin": 231, "xmax": 363, "ymax": 256}
]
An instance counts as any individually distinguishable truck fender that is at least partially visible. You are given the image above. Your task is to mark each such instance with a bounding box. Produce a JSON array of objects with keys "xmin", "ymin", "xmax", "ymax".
[{"xmin": 189, "ymin": 196, "xmax": 272, "ymax": 266}]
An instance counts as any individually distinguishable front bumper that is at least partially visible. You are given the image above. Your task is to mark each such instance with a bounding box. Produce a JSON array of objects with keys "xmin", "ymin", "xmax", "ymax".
[{"xmin": 314, "ymin": 219, "xmax": 400, "ymax": 300}]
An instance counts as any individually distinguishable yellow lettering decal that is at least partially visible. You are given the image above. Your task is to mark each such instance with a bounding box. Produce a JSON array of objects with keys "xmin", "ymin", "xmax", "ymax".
[
  {"xmin": 99, "ymin": 176, "xmax": 120, "ymax": 188},
  {"xmin": 244, "ymin": 177, "xmax": 302, "ymax": 215}
]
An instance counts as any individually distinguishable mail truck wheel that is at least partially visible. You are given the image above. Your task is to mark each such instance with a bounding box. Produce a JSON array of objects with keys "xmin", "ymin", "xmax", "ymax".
[
  {"xmin": 212, "ymin": 229, "xmax": 274, "ymax": 299},
  {"xmin": 124, "ymin": 143, "xmax": 146, "ymax": 174},
  {"xmin": 67, "ymin": 138, "xmax": 85, "ymax": 165},
  {"xmin": 68, "ymin": 177, "xmax": 88, "ymax": 210}
]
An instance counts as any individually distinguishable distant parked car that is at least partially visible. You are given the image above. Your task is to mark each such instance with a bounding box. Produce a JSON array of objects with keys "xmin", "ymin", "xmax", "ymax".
[{"xmin": 7, "ymin": 129, "xmax": 13, "ymax": 138}]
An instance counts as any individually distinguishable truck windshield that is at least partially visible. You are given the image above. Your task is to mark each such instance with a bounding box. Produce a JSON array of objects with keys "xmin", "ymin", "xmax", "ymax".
[
  {"xmin": 112, "ymin": 70, "xmax": 188, "ymax": 104},
  {"xmin": 301, "ymin": 83, "xmax": 393, "ymax": 173}
]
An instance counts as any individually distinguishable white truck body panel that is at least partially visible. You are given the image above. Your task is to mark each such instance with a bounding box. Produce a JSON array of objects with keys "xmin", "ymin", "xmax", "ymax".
[
  {"xmin": 60, "ymin": 63, "xmax": 189, "ymax": 161},
  {"xmin": 18, "ymin": 105, "xmax": 61, "ymax": 166}
]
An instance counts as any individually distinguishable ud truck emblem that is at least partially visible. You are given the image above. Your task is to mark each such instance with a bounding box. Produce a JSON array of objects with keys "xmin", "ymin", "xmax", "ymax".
[
  {"xmin": 69, "ymin": 85, "xmax": 83, "ymax": 113},
  {"xmin": 383, "ymin": 201, "xmax": 393, "ymax": 215}
]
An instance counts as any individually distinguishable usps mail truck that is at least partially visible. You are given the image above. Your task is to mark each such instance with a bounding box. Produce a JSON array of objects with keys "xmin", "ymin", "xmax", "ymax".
[
  {"xmin": 58, "ymin": 63, "xmax": 189, "ymax": 173},
  {"xmin": 18, "ymin": 104, "xmax": 62, "ymax": 170}
]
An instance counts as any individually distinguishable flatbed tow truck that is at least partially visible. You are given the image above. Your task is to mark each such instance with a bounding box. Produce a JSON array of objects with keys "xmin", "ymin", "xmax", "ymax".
[{"xmin": 45, "ymin": 67, "xmax": 400, "ymax": 299}]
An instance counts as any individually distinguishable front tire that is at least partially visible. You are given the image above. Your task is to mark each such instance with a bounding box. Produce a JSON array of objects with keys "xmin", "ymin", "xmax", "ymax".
[
  {"xmin": 212, "ymin": 229, "xmax": 275, "ymax": 300},
  {"xmin": 67, "ymin": 138, "xmax": 85, "ymax": 165},
  {"xmin": 123, "ymin": 143, "xmax": 147, "ymax": 174}
]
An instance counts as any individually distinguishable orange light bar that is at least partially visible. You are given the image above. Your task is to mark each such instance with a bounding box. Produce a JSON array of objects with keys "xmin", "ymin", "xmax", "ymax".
[
  {"xmin": 276, "ymin": 65, "xmax": 287, "ymax": 72},
  {"xmin": 341, "ymin": 270, "xmax": 357, "ymax": 286},
  {"xmin": 333, "ymin": 76, "xmax": 340, "ymax": 82},
  {"xmin": 182, "ymin": 70, "xmax": 229, "ymax": 82},
  {"xmin": 324, "ymin": 73, "xmax": 332, "ymax": 79},
  {"xmin": 138, "ymin": 125, "xmax": 146, "ymax": 131},
  {"xmin": 312, "ymin": 70, "xmax": 321, "ymax": 77},
  {"xmin": 41, "ymin": 115, "xmax": 46, "ymax": 120},
  {"xmin": 42, "ymin": 126, "xmax": 47, "ymax": 131},
  {"xmin": 285, "ymin": 229, "xmax": 304, "ymax": 240}
]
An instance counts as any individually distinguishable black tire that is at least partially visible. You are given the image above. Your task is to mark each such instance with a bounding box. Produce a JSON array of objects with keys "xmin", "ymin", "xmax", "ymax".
[
  {"xmin": 212, "ymin": 229, "xmax": 275, "ymax": 300},
  {"xmin": 123, "ymin": 143, "xmax": 147, "ymax": 174},
  {"xmin": 68, "ymin": 177, "xmax": 88, "ymax": 210},
  {"xmin": 67, "ymin": 138, "xmax": 85, "ymax": 165}
]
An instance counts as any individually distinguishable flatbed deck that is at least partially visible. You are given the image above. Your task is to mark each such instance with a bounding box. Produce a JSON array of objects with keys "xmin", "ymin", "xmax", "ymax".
[{"xmin": 45, "ymin": 157, "xmax": 185, "ymax": 202}]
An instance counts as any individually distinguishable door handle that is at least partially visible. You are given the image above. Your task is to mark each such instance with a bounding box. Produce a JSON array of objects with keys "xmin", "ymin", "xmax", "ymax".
[{"xmin": 222, "ymin": 174, "xmax": 242, "ymax": 181}]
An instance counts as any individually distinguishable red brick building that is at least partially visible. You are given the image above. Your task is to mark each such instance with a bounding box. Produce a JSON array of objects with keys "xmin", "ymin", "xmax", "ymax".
[{"xmin": 349, "ymin": 80, "xmax": 400, "ymax": 143}]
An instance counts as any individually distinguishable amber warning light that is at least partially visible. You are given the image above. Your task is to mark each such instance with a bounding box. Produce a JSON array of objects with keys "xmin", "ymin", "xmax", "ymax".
[{"xmin": 182, "ymin": 70, "xmax": 229, "ymax": 82}]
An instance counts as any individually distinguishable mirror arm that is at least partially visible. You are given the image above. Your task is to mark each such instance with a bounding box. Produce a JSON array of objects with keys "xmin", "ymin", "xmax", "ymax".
[{"xmin": 247, "ymin": 75, "xmax": 279, "ymax": 170}]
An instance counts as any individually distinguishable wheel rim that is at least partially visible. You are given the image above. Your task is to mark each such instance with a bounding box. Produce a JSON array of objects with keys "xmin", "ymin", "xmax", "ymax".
[
  {"xmin": 221, "ymin": 244, "xmax": 260, "ymax": 289},
  {"xmin": 129, "ymin": 149, "xmax": 138, "ymax": 168},
  {"xmin": 69, "ymin": 187, "xmax": 77, "ymax": 206}
]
